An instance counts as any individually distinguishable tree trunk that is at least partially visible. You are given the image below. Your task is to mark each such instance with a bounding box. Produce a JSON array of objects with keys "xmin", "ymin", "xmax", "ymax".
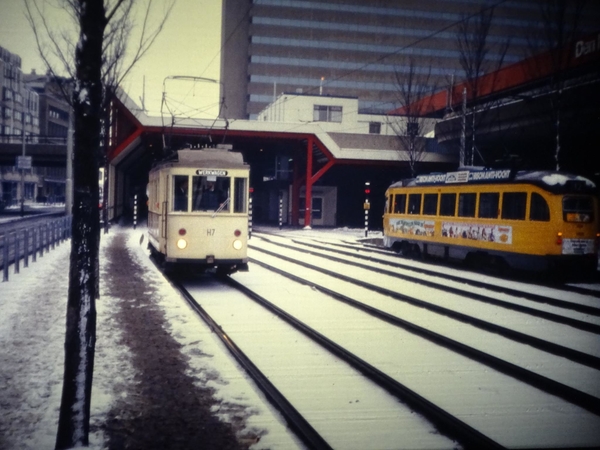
[{"xmin": 55, "ymin": 1, "xmax": 106, "ymax": 448}]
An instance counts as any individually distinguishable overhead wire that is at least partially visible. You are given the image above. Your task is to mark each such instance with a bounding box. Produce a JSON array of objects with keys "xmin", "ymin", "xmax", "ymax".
[
  {"xmin": 258, "ymin": 0, "xmax": 511, "ymax": 133},
  {"xmin": 163, "ymin": 0, "xmax": 511, "ymax": 136},
  {"xmin": 159, "ymin": 3, "xmax": 254, "ymax": 132},
  {"xmin": 198, "ymin": 2, "xmax": 255, "ymax": 79}
]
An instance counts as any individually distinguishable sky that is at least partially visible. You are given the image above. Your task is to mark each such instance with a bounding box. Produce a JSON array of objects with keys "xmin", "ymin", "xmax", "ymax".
[{"xmin": 0, "ymin": 0, "xmax": 223, "ymax": 117}]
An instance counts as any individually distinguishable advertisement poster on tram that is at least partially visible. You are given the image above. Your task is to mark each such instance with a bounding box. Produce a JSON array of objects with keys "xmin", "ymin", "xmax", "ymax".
[
  {"xmin": 442, "ymin": 222, "xmax": 513, "ymax": 244},
  {"xmin": 389, "ymin": 218, "xmax": 435, "ymax": 237}
]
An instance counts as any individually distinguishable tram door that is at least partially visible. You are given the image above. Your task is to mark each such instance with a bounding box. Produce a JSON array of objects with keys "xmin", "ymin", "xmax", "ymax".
[{"xmin": 296, "ymin": 186, "xmax": 337, "ymax": 226}]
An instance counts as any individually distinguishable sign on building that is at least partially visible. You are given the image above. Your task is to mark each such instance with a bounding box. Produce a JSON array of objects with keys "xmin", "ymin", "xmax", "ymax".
[{"xmin": 16, "ymin": 156, "xmax": 32, "ymax": 170}]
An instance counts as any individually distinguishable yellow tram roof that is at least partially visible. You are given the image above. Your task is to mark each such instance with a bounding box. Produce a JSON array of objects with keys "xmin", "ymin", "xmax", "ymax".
[{"xmin": 387, "ymin": 169, "xmax": 596, "ymax": 194}]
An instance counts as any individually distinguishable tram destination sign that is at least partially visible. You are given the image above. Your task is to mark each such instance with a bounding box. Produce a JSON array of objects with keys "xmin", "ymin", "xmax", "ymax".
[
  {"xmin": 416, "ymin": 169, "xmax": 512, "ymax": 185},
  {"xmin": 196, "ymin": 169, "xmax": 228, "ymax": 176}
]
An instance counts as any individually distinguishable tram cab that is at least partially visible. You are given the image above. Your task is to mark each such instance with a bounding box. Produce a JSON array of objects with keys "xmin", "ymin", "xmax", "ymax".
[{"xmin": 147, "ymin": 146, "xmax": 250, "ymax": 275}]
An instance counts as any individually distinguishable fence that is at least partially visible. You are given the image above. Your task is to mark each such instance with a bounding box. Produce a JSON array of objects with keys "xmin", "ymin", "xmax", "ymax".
[{"xmin": 1, "ymin": 216, "xmax": 72, "ymax": 282}]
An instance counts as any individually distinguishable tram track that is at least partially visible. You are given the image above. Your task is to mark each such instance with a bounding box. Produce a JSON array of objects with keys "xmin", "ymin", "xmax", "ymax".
[
  {"xmin": 321, "ymin": 237, "xmax": 600, "ymax": 300},
  {"xmin": 172, "ymin": 274, "xmax": 504, "ymax": 449},
  {"xmin": 280, "ymin": 239, "xmax": 600, "ymax": 332},
  {"xmin": 161, "ymin": 229, "xmax": 600, "ymax": 448},
  {"xmin": 223, "ymin": 275, "xmax": 506, "ymax": 450},
  {"xmin": 166, "ymin": 244, "xmax": 600, "ymax": 449},
  {"xmin": 247, "ymin": 256, "xmax": 600, "ymax": 417},
  {"xmin": 171, "ymin": 278, "xmax": 333, "ymax": 450},
  {"xmin": 267, "ymin": 234, "xmax": 600, "ymax": 319},
  {"xmin": 250, "ymin": 243, "xmax": 600, "ymax": 372}
]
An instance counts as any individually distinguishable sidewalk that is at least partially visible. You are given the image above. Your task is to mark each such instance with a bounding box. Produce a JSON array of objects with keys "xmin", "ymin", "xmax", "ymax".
[{"xmin": 0, "ymin": 225, "xmax": 299, "ymax": 450}]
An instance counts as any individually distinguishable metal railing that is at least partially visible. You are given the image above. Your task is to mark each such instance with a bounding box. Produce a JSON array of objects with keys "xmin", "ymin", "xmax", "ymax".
[{"xmin": 1, "ymin": 216, "xmax": 72, "ymax": 282}]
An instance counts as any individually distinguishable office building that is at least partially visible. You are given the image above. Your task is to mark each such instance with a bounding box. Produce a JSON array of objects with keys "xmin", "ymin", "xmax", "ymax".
[
  {"xmin": 1, "ymin": 45, "xmax": 71, "ymax": 207},
  {"xmin": 221, "ymin": 0, "xmax": 600, "ymax": 120},
  {"xmin": 1, "ymin": 45, "xmax": 39, "ymax": 143}
]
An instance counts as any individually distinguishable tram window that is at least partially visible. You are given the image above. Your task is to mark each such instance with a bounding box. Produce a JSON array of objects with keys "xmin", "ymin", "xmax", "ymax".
[
  {"xmin": 439, "ymin": 193, "xmax": 456, "ymax": 216},
  {"xmin": 530, "ymin": 193, "xmax": 550, "ymax": 221},
  {"xmin": 563, "ymin": 196, "xmax": 594, "ymax": 223},
  {"xmin": 408, "ymin": 193, "xmax": 422, "ymax": 215},
  {"xmin": 479, "ymin": 192, "xmax": 499, "ymax": 218},
  {"xmin": 393, "ymin": 194, "xmax": 407, "ymax": 214},
  {"xmin": 502, "ymin": 192, "xmax": 527, "ymax": 220},
  {"xmin": 233, "ymin": 178, "xmax": 247, "ymax": 213},
  {"xmin": 423, "ymin": 193, "xmax": 438, "ymax": 215},
  {"xmin": 173, "ymin": 175, "xmax": 189, "ymax": 211},
  {"xmin": 192, "ymin": 176, "xmax": 230, "ymax": 211},
  {"xmin": 458, "ymin": 193, "xmax": 476, "ymax": 217}
]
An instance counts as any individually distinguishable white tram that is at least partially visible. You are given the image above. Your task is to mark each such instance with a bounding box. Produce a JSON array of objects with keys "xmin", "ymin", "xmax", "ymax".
[{"xmin": 147, "ymin": 146, "xmax": 250, "ymax": 274}]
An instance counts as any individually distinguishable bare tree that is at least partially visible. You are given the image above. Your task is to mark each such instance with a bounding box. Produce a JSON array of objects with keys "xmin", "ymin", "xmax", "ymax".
[
  {"xmin": 24, "ymin": 1, "xmax": 173, "ymax": 448},
  {"xmin": 455, "ymin": 5, "xmax": 509, "ymax": 166},
  {"xmin": 26, "ymin": 0, "xmax": 174, "ymax": 231},
  {"xmin": 389, "ymin": 57, "xmax": 437, "ymax": 177},
  {"xmin": 525, "ymin": 0, "xmax": 587, "ymax": 170}
]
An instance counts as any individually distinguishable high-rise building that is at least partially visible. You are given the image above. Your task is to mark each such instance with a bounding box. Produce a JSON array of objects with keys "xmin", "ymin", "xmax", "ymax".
[
  {"xmin": 1, "ymin": 46, "xmax": 40, "ymax": 143},
  {"xmin": 24, "ymin": 72, "xmax": 71, "ymax": 143},
  {"xmin": 221, "ymin": 0, "xmax": 600, "ymax": 120},
  {"xmin": 0, "ymin": 46, "xmax": 71, "ymax": 207}
]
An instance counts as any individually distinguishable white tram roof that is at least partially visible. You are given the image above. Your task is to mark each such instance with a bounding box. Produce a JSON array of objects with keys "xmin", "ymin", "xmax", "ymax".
[
  {"xmin": 389, "ymin": 168, "xmax": 596, "ymax": 192},
  {"xmin": 152, "ymin": 147, "xmax": 248, "ymax": 171}
]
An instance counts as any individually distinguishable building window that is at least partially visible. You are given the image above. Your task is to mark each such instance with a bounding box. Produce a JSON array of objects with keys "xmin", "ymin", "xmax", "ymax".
[
  {"xmin": 407, "ymin": 122, "xmax": 418, "ymax": 137},
  {"xmin": 313, "ymin": 105, "xmax": 342, "ymax": 122},
  {"xmin": 369, "ymin": 122, "xmax": 381, "ymax": 134},
  {"xmin": 2, "ymin": 87, "xmax": 12, "ymax": 101},
  {"xmin": 48, "ymin": 122, "xmax": 68, "ymax": 138}
]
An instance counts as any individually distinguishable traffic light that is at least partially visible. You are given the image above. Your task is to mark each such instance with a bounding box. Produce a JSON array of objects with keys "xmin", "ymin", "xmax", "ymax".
[{"xmin": 364, "ymin": 181, "xmax": 371, "ymax": 195}]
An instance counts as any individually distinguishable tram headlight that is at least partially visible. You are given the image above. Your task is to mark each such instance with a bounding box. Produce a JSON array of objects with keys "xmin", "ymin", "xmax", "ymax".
[
  {"xmin": 233, "ymin": 239, "xmax": 243, "ymax": 250},
  {"xmin": 176, "ymin": 238, "xmax": 188, "ymax": 249}
]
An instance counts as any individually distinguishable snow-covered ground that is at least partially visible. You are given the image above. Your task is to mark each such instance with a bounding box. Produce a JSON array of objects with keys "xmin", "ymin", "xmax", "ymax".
[
  {"xmin": 1, "ymin": 222, "xmax": 598, "ymax": 449},
  {"xmin": 1, "ymin": 224, "xmax": 323, "ymax": 450}
]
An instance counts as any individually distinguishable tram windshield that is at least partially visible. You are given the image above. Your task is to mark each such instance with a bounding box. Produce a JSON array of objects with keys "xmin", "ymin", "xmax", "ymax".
[
  {"xmin": 563, "ymin": 196, "xmax": 594, "ymax": 223},
  {"xmin": 192, "ymin": 176, "xmax": 230, "ymax": 212}
]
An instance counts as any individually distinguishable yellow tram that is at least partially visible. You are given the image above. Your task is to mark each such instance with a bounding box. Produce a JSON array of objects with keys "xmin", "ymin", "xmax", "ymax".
[
  {"xmin": 383, "ymin": 168, "xmax": 599, "ymax": 273},
  {"xmin": 147, "ymin": 146, "xmax": 250, "ymax": 274}
]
